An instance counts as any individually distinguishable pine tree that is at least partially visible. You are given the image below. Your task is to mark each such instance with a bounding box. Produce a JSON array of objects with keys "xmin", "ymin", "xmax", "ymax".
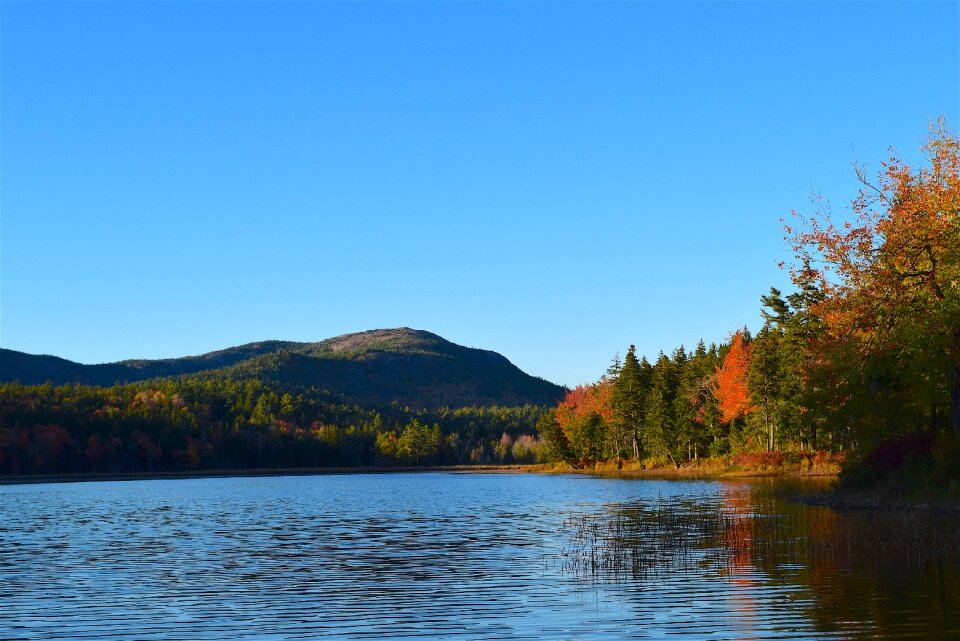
[
  {"xmin": 645, "ymin": 353, "xmax": 679, "ymax": 466},
  {"xmin": 612, "ymin": 345, "xmax": 649, "ymax": 460},
  {"xmin": 749, "ymin": 288, "xmax": 789, "ymax": 451},
  {"xmin": 672, "ymin": 346, "xmax": 700, "ymax": 461}
]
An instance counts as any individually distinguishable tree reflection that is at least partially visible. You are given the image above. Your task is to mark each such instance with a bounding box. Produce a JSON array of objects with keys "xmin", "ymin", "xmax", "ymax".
[{"xmin": 560, "ymin": 481, "xmax": 960, "ymax": 639}]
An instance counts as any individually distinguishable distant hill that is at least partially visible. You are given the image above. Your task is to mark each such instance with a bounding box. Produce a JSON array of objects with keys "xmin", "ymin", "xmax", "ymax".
[{"xmin": 0, "ymin": 328, "xmax": 565, "ymax": 408}]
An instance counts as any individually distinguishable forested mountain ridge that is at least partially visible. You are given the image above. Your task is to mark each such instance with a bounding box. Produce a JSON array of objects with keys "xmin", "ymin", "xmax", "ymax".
[
  {"xmin": 0, "ymin": 328, "xmax": 565, "ymax": 408},
  {"xmin": 0, "ymin": 341, "xmax": 297, "ymax": 388}
]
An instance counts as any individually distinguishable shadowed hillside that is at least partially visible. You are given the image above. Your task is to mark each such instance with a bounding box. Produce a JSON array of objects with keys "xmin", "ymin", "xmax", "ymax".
[{"xmin": 0, "ymin": 328, "xmax": 564, "ymax": 408}]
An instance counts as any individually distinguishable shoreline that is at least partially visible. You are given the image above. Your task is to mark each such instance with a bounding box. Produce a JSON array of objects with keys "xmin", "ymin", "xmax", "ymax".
[
  {"xmin": 0, "ymin": 462, "xmax": 837, "ymax": 486},
  {"xmin": 795, "ymin": 487, "xmax": 960, "ymax": 514},
  {"xmin": 0, "ymin": 465, "xmax": 540, "ymax": 485},
  {"xmin": 9, "ymin": 465, "xmax": 958, "ymax": 513}
]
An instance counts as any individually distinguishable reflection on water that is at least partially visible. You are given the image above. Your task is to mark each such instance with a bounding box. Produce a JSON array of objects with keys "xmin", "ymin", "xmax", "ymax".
[
  {"xmin": 2, "ymin": 473, "xmax": 959, "ymax": 640},
  {"xmin": 564, "ymin": 479, "xmax": 960, "ymax": 639}
]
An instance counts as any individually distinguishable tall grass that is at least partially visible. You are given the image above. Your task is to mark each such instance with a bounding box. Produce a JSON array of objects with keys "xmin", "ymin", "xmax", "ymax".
[{"xmin": 559, "ymin": 491, "xmax": 960, "ymax": 581}]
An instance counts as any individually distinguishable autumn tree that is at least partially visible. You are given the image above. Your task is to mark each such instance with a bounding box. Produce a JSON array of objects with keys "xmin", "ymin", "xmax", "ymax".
[
  {"xmin": 713, "ymin": 331, "xmax": 755, "ymax": 449},
  {"xmin": 554, "ymin": 382, "xmax": 613, "ymax": 463},
  {"xmin": 787, "ymin": 118, "xmax": 960, "ymax": 435}
]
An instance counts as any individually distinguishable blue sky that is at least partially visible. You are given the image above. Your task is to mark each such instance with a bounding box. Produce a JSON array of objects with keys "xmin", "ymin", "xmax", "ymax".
[{"xmin": 2, "ymin": 1, "xmax": 958, "ymax": 387}]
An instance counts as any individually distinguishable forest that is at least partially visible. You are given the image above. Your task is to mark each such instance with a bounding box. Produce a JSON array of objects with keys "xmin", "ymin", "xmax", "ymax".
[
  {"xmin": 0, "ymin": 378, "xmax": 547, "ymax": 475},
  {"xmin": 538, "ymin": 120, "xmax": 960, "ymax": 490}
]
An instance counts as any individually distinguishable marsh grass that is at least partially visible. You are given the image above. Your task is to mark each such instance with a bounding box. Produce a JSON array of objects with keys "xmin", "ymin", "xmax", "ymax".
[{"xmin": 560, "ymin": 492, "xmax": 960, "ymax": 581}]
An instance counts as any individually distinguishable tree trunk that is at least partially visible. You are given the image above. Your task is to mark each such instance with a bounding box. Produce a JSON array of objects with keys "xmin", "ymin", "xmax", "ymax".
[
  {"xmin": 766, "ymin": 409, "xmax": 774, "ymax": 452},
  {"xmin": 949, "ymin": 333, "xmax": 960, "ymax": 433},
  {"xmin": 950, "ymin": 361, "xmax": 960, "ymax": 433},
  {"xmin": 666, "ymin": 450, "xmax": 680, "ymax": 469}
]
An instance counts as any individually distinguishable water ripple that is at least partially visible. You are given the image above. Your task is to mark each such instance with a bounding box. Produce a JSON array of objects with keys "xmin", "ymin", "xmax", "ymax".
[{"xmin": 2, "ymin": 473, "xmax": 959, "ymax": 640}]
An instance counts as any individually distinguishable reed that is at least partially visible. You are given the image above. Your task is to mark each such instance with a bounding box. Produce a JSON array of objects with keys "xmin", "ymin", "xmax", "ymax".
[{"xmin": 559, "ymin": 493, "xmax": 960, "ymax": 581}]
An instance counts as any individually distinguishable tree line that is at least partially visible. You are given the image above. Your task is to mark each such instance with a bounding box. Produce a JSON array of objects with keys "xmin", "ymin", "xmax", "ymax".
[
  {"xmin": 539, "ymin": 120, "xmax": 960, "ymax": 488},
  {"xmin": 0, "ymin": 377, "xmax": 548, "ymax": 475},
  {"xmin": 537, "ymin": 286, "xmax": 836, "ymax": 465}
]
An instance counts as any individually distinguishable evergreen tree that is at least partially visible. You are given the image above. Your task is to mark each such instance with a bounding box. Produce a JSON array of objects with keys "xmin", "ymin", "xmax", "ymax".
[
  {"xmin": 672, "ymin": 346, "xmax": 700, "ymax": 461},
  {"xmin": 644, "ymin": 353, "xmax": 679, "ymax": 466},
  {"xmin": 749, "ymin": 289, "xmax": 789, "ymax": 451},
  {"xmin": 536, "ymin": 410, "xmax": 570, "ymax": 463},
  {"xmin": 611, "ymin": 345, "xmax": 648, "ymax": 460}
]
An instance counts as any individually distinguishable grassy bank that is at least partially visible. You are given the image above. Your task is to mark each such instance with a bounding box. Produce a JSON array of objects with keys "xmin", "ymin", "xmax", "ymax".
[
  {"xmin": 0, "ymin": 454, "xmax": 844, "ymax": 485},
  {"xmin": 540, "ymin": 452, "xmax": 843, "ymax": 479}
]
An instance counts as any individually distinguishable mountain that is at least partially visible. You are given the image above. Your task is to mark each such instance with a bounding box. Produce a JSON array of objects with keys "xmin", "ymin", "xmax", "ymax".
[{"xmin": 0, "ymin": 328, "xmax": 565, "ymax": 407}]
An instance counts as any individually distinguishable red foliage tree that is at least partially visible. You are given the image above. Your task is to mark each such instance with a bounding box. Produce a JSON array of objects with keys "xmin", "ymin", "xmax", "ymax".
[
  {"xmin": 714, "ymin": 331, "xmax": 755, "ymax": 423},
  {"xmin": 555, "ymin": 382, "xmax": 614, "ymax": 429}
]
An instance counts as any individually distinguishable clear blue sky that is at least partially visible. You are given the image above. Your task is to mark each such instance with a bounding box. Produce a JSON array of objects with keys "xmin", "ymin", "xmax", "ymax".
[{"xmin": 2, "ymin": 2, "xmax": 958, "ymax": 388}]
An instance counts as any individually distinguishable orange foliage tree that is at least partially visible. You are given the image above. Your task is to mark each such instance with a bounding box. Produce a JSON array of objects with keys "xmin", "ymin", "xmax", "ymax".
[
  {"xmin": 555, "ymin": 381, "xmax": 613, "ymax": 462},
  {"xmin": 713, "ymin": 331, "xmax": 755, "ymax": 424},
  {"xmin": 786, "ymin": 118, "xmax": 960, "ymax": 432}
]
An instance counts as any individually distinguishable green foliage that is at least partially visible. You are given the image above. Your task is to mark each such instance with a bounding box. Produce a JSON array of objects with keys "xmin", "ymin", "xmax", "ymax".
[
  {"xmin": 643, "ymin": 353, "xmax": 677, "ymax": 462},
  {"xmin": 610, "ymin": 346, "xmax": 648, "ymax": 460},
  {"xmin": 536, "ymin": 410, "xmax": 570, "ymax": 463},
  {"xmin": 396, "ymin": 420, "xmax": 441, "ymax": 465},
  {"xmin": 568, "ymin": 413, "xmax": 607, "ymax": 463},
  {"xmin": 0, "ymin": 379, "xmax": 549, "ymax": 475}
]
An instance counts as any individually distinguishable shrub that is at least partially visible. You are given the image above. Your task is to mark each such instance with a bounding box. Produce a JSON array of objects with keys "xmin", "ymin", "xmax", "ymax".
[
  {"xmin": 732, "ymin": 450, "xmax": 785, "ymax": 469},
  {"xmin": 841, "ymin": 432, "xmax": 934, "ymax": 490}
]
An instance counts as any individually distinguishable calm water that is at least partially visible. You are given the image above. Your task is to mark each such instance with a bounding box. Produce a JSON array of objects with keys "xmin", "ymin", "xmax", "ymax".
[{"xmin": 2, "ymin": 473, "xmax": 959, "ymax": 640}]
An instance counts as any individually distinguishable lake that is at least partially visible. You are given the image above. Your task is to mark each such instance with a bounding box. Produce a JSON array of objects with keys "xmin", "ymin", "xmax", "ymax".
[{"xmin": 2, "ymin": 472, "xmax": 959, "ymax": 640}]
